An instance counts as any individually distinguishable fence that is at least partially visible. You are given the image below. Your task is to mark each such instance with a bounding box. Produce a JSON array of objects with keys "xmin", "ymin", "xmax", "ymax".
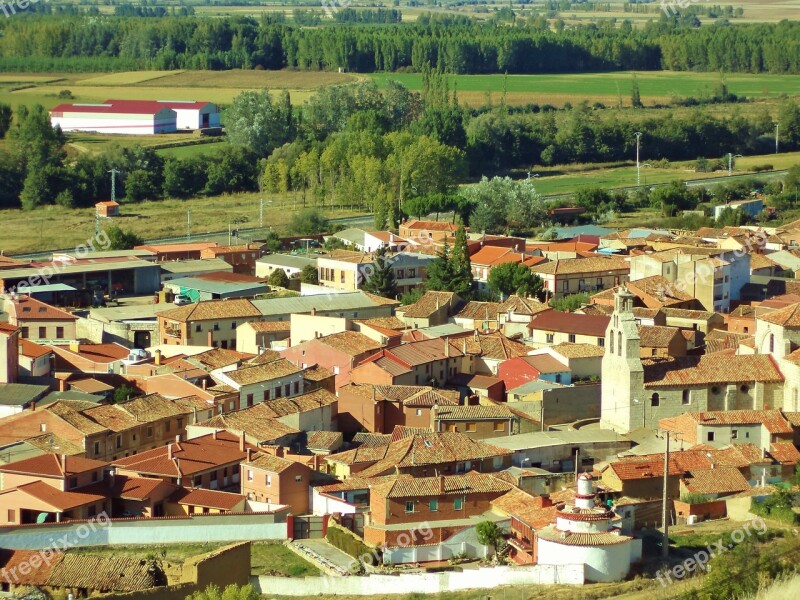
[
  {"xmin": 250, "ymin": 564, "xmax": 584, "ymax": 595},
  {"xmin": 0, "ymin": 513, "xmax": 287, "ymax": 550}
]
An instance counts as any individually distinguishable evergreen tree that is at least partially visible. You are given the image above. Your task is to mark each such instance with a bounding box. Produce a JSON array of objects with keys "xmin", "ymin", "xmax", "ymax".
[
  {"xmin": 631, "ymin": 74, "xmax": 643, "ymax": 109},
  {"xmin": 268, "ymin": 269, "xmax": 290, "ymax": 288},
  {"xmin": 425, "ymin": 239, "xmax": 455, "ymax": 292},
  {"xmin": 451, "ymin": 225, "xmax": 473, "ymax": 298},
  {"xmin": 362, "ymin": 246, "xmax": 399, "ymax": 299},
  {"xmin": 374, "ymin": 196, "xmax": 388, "ymax": 230}
]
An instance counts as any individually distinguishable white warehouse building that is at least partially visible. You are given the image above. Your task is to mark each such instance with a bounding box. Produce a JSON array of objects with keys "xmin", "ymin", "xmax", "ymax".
[{"xmin": 50, "ymin": 99, "xmax": 221, "ymax": 135}]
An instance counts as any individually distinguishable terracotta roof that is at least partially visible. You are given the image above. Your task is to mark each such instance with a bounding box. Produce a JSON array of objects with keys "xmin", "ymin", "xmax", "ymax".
[
  {"xmin": 225, "ymin": 359, "xmax": 301, "ymax": 385},
  {"xmin": 750, "ymin": 253, "xmax": 778, "ymax": 270},
  {"xmin": 340, "ymin": 383, "xmax": 460, "ymax": 407},
  {"xmin": 500, "ymin": 295, "xmax": 551, "ymax": 317},
  {"xmin": 316, "ymin": 331, "xmax": 384, "ymax": 356},
  {"xmin": 661, "ymin": 307, "xmax": 718, "ymax": 320},
  {"xmin": 399, "ymin": 291, "xmax": 458, "ymax": 318},
  {"xmin": 7, "ymin": 480, "xmax": 106, "ymax": 511},
  {"xmin": 112, "ymin": 431, "xmax": 253, "ymax": 477},
  {"xmin": 159, "ymin": 298, "xmax": 260, "ymax": 322},
  {"xmin": 0, "ymin": 453, "xmax": 106, "ymax": 478},
  {"xmin": 531, "ymin": 255, "xmax": 629, "ymax": 275},
  {"xmin": 528, "ymin": 311, "xmax": 609, "ymax": 337},
  {"xmin": 643, "ymin": 354, "xmax": 783, "ymax": 387},
  {"xmin": 455, "ymin": 301, "xmax": 505, "ymax": 321},
  {"xmin": 549, "ymin": 342, "xmax": 605, "ymax": 359},
  {"xmin": 469, "ymin": 246, "xmax": 531, "ymax": 267},
  {"xmin": 435, "ymin": 404, "xmax": 515, "ymax": 421},
  {"xmin": 361, "ymin": 291, "xmax": 402, "ymax": 306},
  {"xmin": 6, "ymin": 295, "xmax": 77, "ymax": 322},
  {"xmin": 520, "ymin": 354, "xmax": 569, "ymax": 374},
  {"xmin": 682, "ymin": 467, "xmax": 750, "ymax": 495},
  {"xmin": 536, "ymin": 526, "xmax": 633, "ymax": 546},
  {"xmin": 189, "ymin": 347, "xmax": 248, "ymax": 370},
  {"xmin": 370, "ymin": 471, "xmax": 512, "ymax": 499},
  {"xmin": 490, "ymin": 488, "xmax": 557, "ymax": 529},
  {"xmin": 243, "ymin": 452, "xmax": 295, "ymax": 473},
  {"xmin": 247, "ymin": 321, "xmax": 292, "ymax": 332},
  {"xmin": 109, "ymin": 475, "xmax": 175, "ymax": 500},
  {"xmin": 462, "ymin": 332, "xmax": 530, "ymax": 360},
  {"xmin": 684, "ymin": 410, "xmax": 793, "ymax": 434},
  {"xmin": 19, "ymin": 338, "xmax": 52, "ymax": 359},
  {"xmin": 638, "ymin": 325, "xmax": 681, "ymax": 348},
  {"xmin": 170, "ymin": 487, "xmax": 246, "ymax": 510},
  {"xmin": 247, "ymin": 349, "xmax": 282, "ymax": 365},
  {"xmin": 402, "ymin": 220, "xmax": 458, "ymax": 232},
  {"xmin": 44, "ymin": 553, "xmax": 160, "ymax": 592},
  {"xmin": 82, "ymin": 403, "xmax": 140, "ymax": 432},
  {"xmin": 45, "ymin": 400, "xmax": 109, "ymax": 434},
  {"xmin": 378, "ymin": 337, "xmax": 464, "ymax": 367},
  {"xmin": 307, "ymin": 430, "xmax": 343, "ymax": 451},
  {"xmin": 352, "ymin": 432, "xmax": 392, "ymax": 447},
  {"xmin": 627, "ymin": 275, "xmax": 694, "ymax": 303},
  {"xmin": 356, "ymin": 316, "xmax": 407, "ymax": 331},
  {"xmin": 372, "ymin": 356, "xmax": 412, "ymax": 376},
  {"xmin": 22, "ymin": 433, "xmax": 83, "ymax": 456},
  {"xmin": 578, "ymin": 304, "xmax": 614, "ymax": 316},
  {"xmin": 303, "ymin": 364, "xmax": 335, "ymax": 381},
  {"xmin": 757, "ymin": 302, "xmax": 800, "ymax": 327},
  {"xmin": 769, "ymin": 441, "xmax": 800, "ymax": 465},
  {"xmin": 783, "ymin": 412, "xmax": 800, "ymax": 427},
  {"xmin": 51, "ymin": 342, "xmax": 130, "ymax": 363},
  {"xmin": 325, "ymin": 444, "xmax": 390, "ymax": 466},
  {"xmin": 68, "ymin": 378, "xmax": 113, "ymax": 394}
]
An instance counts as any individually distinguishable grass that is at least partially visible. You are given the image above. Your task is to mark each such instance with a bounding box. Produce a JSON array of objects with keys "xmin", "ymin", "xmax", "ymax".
[
  {"xmin": 370, "ymin": 71, "xmax": 800, "ymax": 107},
  {"xmin": 0, "ymin": 192, "xmax": 366, "ymax": 255},
  {"xmin": 69, "ymin": 542, "xmax": 319, "ymax": 577}
]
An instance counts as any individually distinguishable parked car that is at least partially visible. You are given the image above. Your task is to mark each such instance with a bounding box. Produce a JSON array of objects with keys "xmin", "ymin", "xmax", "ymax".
[{"xmin": 173, "ymin": 294, "xmax": 192, "ymax": 306}]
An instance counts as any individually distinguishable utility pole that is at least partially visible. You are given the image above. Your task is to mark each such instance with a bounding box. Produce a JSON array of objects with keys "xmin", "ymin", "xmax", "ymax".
[
  {"xmin": 186, "ymin": 209, "xmax": 191, "ymax": 241},
  {"xmin": 728, "ymin": 152, "xmax": 733, "ymax": 177},
  {"xmin": 661, "ymin": 430, "xmax": 676, "ymax": 559},
  {"xmin": 260, "ymin": 198, "xmax": 264, "ymax": 229},
  {"xmin": 228, "ymin": 223, "xmax": 232, "ymax": 246},
  {"xmin": 108, "ymin": 168, "xmax": 120, "ymax": 202},
  {"xmin": 634, "ymin": 132, "xmax": 642, "ymax": 187},
  {"xmin": 776, "ymin": 123, "xmax": 780, "ymax": 155}
]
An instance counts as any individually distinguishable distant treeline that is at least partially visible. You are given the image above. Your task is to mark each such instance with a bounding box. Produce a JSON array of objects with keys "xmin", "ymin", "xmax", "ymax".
[{"xmin": 0, "ymin": 13, "xmax": 799, "ymax": 73}]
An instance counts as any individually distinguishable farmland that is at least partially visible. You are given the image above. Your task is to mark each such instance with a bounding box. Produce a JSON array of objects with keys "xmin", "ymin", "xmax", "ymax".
[{"xmin": 371, "ymin": 71, "xmax": 800, "ymax": 107}]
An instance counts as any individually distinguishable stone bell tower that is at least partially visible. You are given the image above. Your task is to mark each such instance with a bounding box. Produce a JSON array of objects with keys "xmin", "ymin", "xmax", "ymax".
[{"xmin": 600, "ymin": 286, "xmax": 645, "ymax": 433}]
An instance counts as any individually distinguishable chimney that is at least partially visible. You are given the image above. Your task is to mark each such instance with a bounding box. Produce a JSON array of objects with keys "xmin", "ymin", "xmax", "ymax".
[
  {"xmin": 154, "ymin": 349, "xmax": 162, "ymax": 366},
  {"xmin": 175, "ymin": 434, "xmax": 182, "ymax": 444},
  {"xmin": 439, "ymin": 474, "xmax": 445, "ymax": 494},
  {"xmin": 212, "ymin": 429, "xmax": 217, "ymax": 440},
  {"xmin": 69, "ymin": 341, "xmax": 80, "ymax": 354},
  {"xmin": 59, "ymin": 379, "xmax": 67, "ymax": 392},
  {"xmin": 444, "ymin": 337, "xmax": 450, "ymax": 357},
  {"xmin": 311, "ymin": 307, "xmax": 317, "ymax": 316},
  {"xmin": 246, "ymin": 448, "xmax": 253, "ymax": 461},
  {"xmin": 279, "ymin": 446, "xmax": 288, "ymax": 458},
  {"xmin": 239, "ymin": 431, "xmax": 245, "ymax": 451},
  {"xmin": 60, "ymin": 454, "xmax": 66, "ymax": 473},
  {"xmin": 168, "ymin": 443, "xmax": 173, "ymax": 460},
  {"xmin": 202, "ymin": 378, "xmax": 207, "ymax": 390},
  {"xmin": 207, "ymin": 331, "xmax": 214, "ymax": 346},
  {"xmin": 31, "ymin": 402, "xmax": 36, "ymax": 412}
]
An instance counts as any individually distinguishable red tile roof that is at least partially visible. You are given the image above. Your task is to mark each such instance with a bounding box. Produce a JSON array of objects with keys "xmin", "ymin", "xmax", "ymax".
[
  {"xmin": 643, "ymin": 354, "xmax": 783, "ymax": 387},
  {"xmin": 6, "ymin": 480, "xmax": 106, "ymax": 511},
  {"xmin": 682, "ymin": 467, "xmax": 750, "ymax": 495},
  {"xmin": 684, "ymin": 410, "xmax": 793, "ymax": 434},
  {"xmin": 528, "ymin": 311, "xmax": 610, "ymax": 337},
  {"xmin": 6, "ymin": 295, "xmax": 77, "ymax": 322},
  {"xmin": 170, "ymin": 487, "xmax": 245, "ymax": 510},
  {"xmin": 0, "ymin": 453, "xmax": 106, "ymax": 478},
  {"xmin": 769, "ymin": 442, "xmax": 800, "ymax": 465}
]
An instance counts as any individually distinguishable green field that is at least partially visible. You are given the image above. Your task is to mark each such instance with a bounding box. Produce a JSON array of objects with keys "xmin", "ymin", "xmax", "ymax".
[{"xmin": 370, "ymin": 71, "xmax": 800, "ymax": 107}]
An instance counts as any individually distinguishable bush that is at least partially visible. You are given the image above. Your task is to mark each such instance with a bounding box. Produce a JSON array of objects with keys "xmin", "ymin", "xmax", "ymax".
[
  {"xmin": 326, "ymin": 525, "xmax": 374, "ymax": 565},
  {"xmin": 752, "ymin": 164, "xmax": 774, "ymax": 173},
  {"xmin": 268, "ymin": 269, "xmax": 290, "ymax": 288},
  {"xmin": 750, "ymin": 490, "xmax": 800, "ymax": 524},
  {"xmin": 680, "ymin": 492, "xmax": 711, "ymax": 505}
]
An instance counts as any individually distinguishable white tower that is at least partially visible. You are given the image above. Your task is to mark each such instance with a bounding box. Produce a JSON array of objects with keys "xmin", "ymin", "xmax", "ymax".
[{"xmin": 600, "ymin": 286, "xmax": 645, "ymax": 433}]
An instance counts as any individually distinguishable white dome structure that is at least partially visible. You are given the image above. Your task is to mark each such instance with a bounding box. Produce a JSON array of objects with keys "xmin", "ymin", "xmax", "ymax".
[{"xmin": 536, "ymin": 474, "xmax": 642, "ymax": 583}]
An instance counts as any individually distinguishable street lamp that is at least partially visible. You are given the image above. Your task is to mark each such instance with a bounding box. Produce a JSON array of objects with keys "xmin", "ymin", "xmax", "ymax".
[
  {"xmin": 775, "ymin": 123, "xmax": 780, "ymax": 155},
  {"xmin": 727, "ymin": 153, "xmax": 743, "ymax": 176},
  {"xmin": 260, "ymin": 198, "xmax": 273, "ymax": 229},
  {"xmin": 634, "ymin": 132, "xmax": 643, "ymax": 186}
]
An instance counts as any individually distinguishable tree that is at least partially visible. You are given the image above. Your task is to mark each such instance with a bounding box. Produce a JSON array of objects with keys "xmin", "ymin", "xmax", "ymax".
[
  {"xmin": 163, "ymin": 157, "xmax": 206, "ymax": 198},
  {"xmin": 487, "ymin": 262, "xmax": 543, "ymax": 300},
  {"xmin": 425, "ymin": 239, "xmax": 455, "ymax": 292},
  {"xmin": 112, "ymin": 384, "xmax": 137, "ymax": 405},
  {"xmin": 225, "ymin": 89, "xmax": 294, "ymax": 156},
  {"xmin": 125, "ymin": 169, "xmax": 160, "ymax": 202},
  {"xmin": 268, "ymin": 269, "xmax": 290, "ymax": 288},
  {"xmin": 289, "ymin": 209, "xmax": 329, "ymax": 236},
  {"xmin": 464, "ymin": 176, "xmax": 544, "ymax": 234},
  {"xmin": 715, "ymin": 206, "xmax": 745, "ymax": 227},
  {"xmin": 451, "ymin": 225, "xmax": 473, "ymax": 298},
  {"xmin": 186, "ymin": 583, "xmax": 259, "ymax": 600},
  {"xmin": 361, "ymin": 246, "xmax": 399, "ymax": 299},
  {"xmin": 105, "ymin": 225, "xmax": 143, "ymax": 250},
  {"xmin": 475, "ymin": 520, "xmax": 505, "ymax": 556},
  {"xmin": 300, "ymin": 264, "xmax": 318, "ymax": 285},
  {"xmin": 0, "ymin": 103, "xmax": 11, "ymax": 139},
  {"xmin": 630, "ymin": 74, "xmax": 643, "ymax": 108}
]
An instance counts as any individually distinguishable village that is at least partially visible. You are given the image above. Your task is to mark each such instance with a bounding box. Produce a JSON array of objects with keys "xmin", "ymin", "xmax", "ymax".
[{"xmin": 0, "ymin": 210, "xmax": 799, "ymax": 598}]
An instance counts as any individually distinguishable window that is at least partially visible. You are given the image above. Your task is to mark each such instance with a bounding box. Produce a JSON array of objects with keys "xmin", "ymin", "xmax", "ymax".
[
  {"xmin": 732, "ymin": 429, "xmax": 738, "ymax": 439},
  {"xmin": 284, "ymin": 384, "xmax": 291, "ymax": 397},
  {"xmin": 555, "ymin": 374, "xmax": 562, "ymax": 384},
  {"xmin": 707, "ymin": 432, "xmax": 715, "ymax": 442},
  {"xmin": 466, "ymin": 423, "xmax": 476, "ymax": 432},
  {"xmin": 610, "ymin": 331, "xmax": 615, "ymax": 353},
  {"xmin": 546, "ymin": 333, "xmax": 554, "ymax": 344},
  {"xmin": 214, "ymin": 323, "xmax": 220, "ymax": 331},
  {"xmin": 38, "ymin": 326, "xmax": 46, "ymax": 339},
  {"xmin": 221, "ymin": 340, "xmax": 228, "ymax": 350},
  {"xmin": 20, "ymin": 327, "xmax": 28, "ymax": 338},
  {"xmin": 598, "ymin": 338, "xmax": 604, "ymax": 347},
  {"xmin": 429, "ymin": 499, "xmax": 439, "ymax": 512},
  {"xmin": 165, "ymin": 420, "xmax": 171, "ymax": 432},
  {"xmin": 69, "ymin": 477, "xmax": 78, "ymax": 489},
  {"xmin": 39, "ymin": 423, "xmax": 46, "ymax": 432},
  {"xmin": 682, "ymin": 390, "xmax": 690, "ymax": 405},
  {"xmin": 93, "ymin": 441, "xmax": 100, "ymax": 456},
  {"xmin": 293, "ymin": 381, "xmax": 299, "ymax": 394},
  {"xmin": 454, "ymin": 498, "xmax": 464, "ymax": 510},
  {"xmin": 116, "ymin": 435, "xmax": 121, "ymax": 449},
  {"xmin": 56, "ymin": 327, "xmax": 64, "ymax": 339},
  {"xmin": 651, "ymin": 349, "xmax": 657, "ymax": 356},
  {"xmin": 7, "ymin": 509, "xmax": 15, "ymax": 522},
  {"xmin": 275, "ymin": 386, "xmax": 282, "ymax": 398},
  {"xmin": 650, "ymin": 393, "xmax": 660, "ymax": 407},
  {"xmin": 494, "ymin": 422, "xmax": 505, "ymax": 432},
  {"xmin": 561, "ymin": 280, "xmax": 569, "ymax": 292},
  {"xmin": 597, "ymin": 278, "xmax": 603, "ymax": 288},
  {"xmin": 340, "ymin": 271, "xmax": 345, "ymax": 284},
  {"xmin": 446, "ymin": 424, "xmax": 457, "ymax": 432},
  {"xmin": 396, "ymin": 269, "xmax": 405, "ymax": 279},
  {"xmin": 247, "ymin": 394, "xmax": 254, "ymax": 407},
  {"xmin": 295, "ymin": 475, "xmax": 302, "ymax": 482},
  {"xmin": 711, "ymin": 386, "xmax": 721, "ymax": 395},
  {"xmin": 263, "ymin": 390, "xmax": 270, "ymax": 401},
  {"xmin": 416, "ymin": 409, "xmax": 423, "ymax": 416},
  {"xmin": 740, "ymin": 384, "xmax": 749, "ymax": 394},
  {"xmin": 177, "ymin": 418, "xmax": 183, "ymax": 429},
  {"xmin": 247, "ymin": 469, "xmax": 253, "ymax": 482},
  {"xmin": 568, "ymin": 334, "xmax": 576, "ymax": 343},
  {"xmin": 266, "ymin": 475, "xmax": 272, "ymax": 486},
  {"xmin": 231, "ymin": 322, "xmax": 237, "ymax": 330},
  {"xmin": 194, "ymin": 475, "xmax": 201, "ymax": 486},
  {"xmin": 769, "ymin": 333, "xmax": 774, "ymax": 353},
  {"xmin": 405, "ymin": 501, "xmax": 415, "ymax": 513},
  {"xmin": 578, "ymin": 279, "xmax": 585, "ymax": 292},
  {"xmin": 409, "ymin": 268, "xmax": 416, "ymax": 278},
  {"xmin": 618, "ymin": 331, "xmax": 622, "ymax": 355},
  {"xmin": 92, "ymin": 470, "xmax": 98, "ymax": 483},
  {"xmin": 196, "ymin": 325, "xmax": 202, "ymax": 332},
  {"xmin": 147, "ymin": 426, "xmax": 153, "ymax": 437}
]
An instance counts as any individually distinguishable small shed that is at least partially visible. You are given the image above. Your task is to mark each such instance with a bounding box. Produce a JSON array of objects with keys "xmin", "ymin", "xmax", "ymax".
[{"xmin": 96, "ymin": 201, "xmax": 120, "ymax": 218}]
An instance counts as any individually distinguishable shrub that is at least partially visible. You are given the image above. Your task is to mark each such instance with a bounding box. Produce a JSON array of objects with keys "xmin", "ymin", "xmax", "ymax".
[{"xmin": 325, "ymin": 525, "xmax": 374, "ymax": 565}]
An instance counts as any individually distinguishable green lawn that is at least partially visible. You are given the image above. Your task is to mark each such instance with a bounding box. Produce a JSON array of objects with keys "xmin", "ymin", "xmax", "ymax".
[{"xmin": 156, "ymin": 141, "xmax": 227, "ymax": 159}]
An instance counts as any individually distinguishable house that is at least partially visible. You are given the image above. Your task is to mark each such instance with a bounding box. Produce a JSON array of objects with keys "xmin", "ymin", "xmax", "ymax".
[
  {"xmin": 331, "ymin": 229, "xmax": 410, "ymax": 253},
  {"xmin": 453, "ymin": 301, "xmax": 505, "ymax": 332},
  {"xmin": 637, "ymin": 325, "xmax": 687, "ymax": 358},
  {"xmin": 18, "ymin": 339, "xmax": 55, "ymax": 379},
  {"xmin": 590, "ymin": 275, "xmax": 697, "ymax": 311},
  {"xmin": 398, "ymin": 220, "xmax": 459, "ymax": 243},
  {"xmin": 363, "ymin": 471, "xmax": 512, "ymax": 548},
  {"xmin": 491, "ymin": 487, "xmax": 557, "ymax": 565},
  {"xmin": 255, "ymin": 254, "xmax": 317, "ymax": 280},
  {"xmin": 461, "ymin": 331, "xmax": 532, "ymax": 376},
  {"xmin": 241, "ymin": 448, "xmax": 316, "ymax": 513},
  {"xmin": 660, "ymin": 307, "xmax": 725, "ymax": 334},
  {"xmin": 530, "ymin": 256, "xmax": 630, "ymax": 299},
  {"xmin": 498, "ymin": 295, "xmax": 552, "ymax": 338},
  {"xmin": 712, "ymin": 198, "xmax": 764, "ymax": 220},
  {"xmin": 498, "ymin": 355, "xmax": 571, "ymax": 389},
  {"xmin": 282, "ymin": 331, "xmax": 384, "ymax": 389},
  {"xmin": 236, "ymin": 321, "xmax": 291, "ymax": 354},
  {"xmin": 102, "ymin": 474, "xmax": 177, "ymax": 518},
  {"xmin": 658, "ymin": 410, "xmax": 795, "ymax": 450},
  {"xmin": 211, "ymin": 358, "xmax": 304, "ymax": 410},
  {"xmin": 4, "ymin": 295, "xmax": 77, "ymax": 342},
  {"xmin": 446, "ymin": 373, "xmax": 505, "ymax": 402},
  {"xmin": 0, "ymin": 454, "xmax": 108, "ymax": 524},
  {"xmin": 112, "ymin": 431, "xmax": 254, "ymax": 489},
  {"xmin": 136, "ymin": 241, "xmax": 219, "ymax": 262},
  {"xmin": 163, "ymin": 273, "xmax": 267, "ymax": 302},
  {"xmin": 166, "ymin": 487, "xmax": 247, "ymax": 516},
  {"xmin": 326, "ymin": 431, "xmax": 513, "ymax": 480},
  {"xmin": 395, "ymin": 291, "xmax": 464, "ymax": 329},
  {"xmin": 150, "ymin": 100, "xmax": 221, "ymax": 130},
  {"xmin": 49, "ymin": 342, "xmax": 130, "ymax": 376},
  {"xmin": 158, "ymin": 298, "xmax": 261, "ymax": 347},
  {"xmin": 350, "ymin": 337, "xmax": 465, "ymax": 387},
  {"xmin": 528, "ymin": 342, "xmax": 604, "ymax": 380},
  {"xmin": 187, "ymin": 406, "xmax": 302, "ymax": 448},
  {"xmin": 95, "ymin": 200, "xmax": 119, "ymax": 218},
  {"xmin": 336, "ymin": 383, "xmax": 459, "ymax": 434},
  {"xmin": 469, "ymin": 246, "xmax": 545, "ymax": 289},
  {"xmin": 317, "ymin": 250, "xmax": 432, "ymax": 296},
  {"xmin": 432, "ymin": 404, "xmax": 518, "ymax": 439},
  {"xmin": 0, "ymin": 383, "xmax": 49, "ymax": 418},
  {"xmin": 49, "ymin": 100, "xmax": 177, "ymax": 134},
  {"xmin": 527, "ymin": 311, "xmax": 609, "ymax": 349},
  {"xmin": 198, "ymin": 243, "xmax": 266, "ymax": 275}
]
